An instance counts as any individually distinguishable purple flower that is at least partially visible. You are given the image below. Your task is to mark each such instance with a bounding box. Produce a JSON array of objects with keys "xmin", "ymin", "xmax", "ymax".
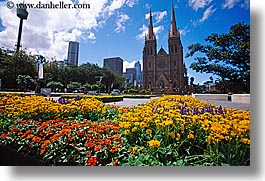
[
  {"xmin": 193, "ymin": 107, "xmax": 199, "ymax": 115},
  {"xmin": 218, "ymin": 105, "xmax": 224, "ymax": 115}
]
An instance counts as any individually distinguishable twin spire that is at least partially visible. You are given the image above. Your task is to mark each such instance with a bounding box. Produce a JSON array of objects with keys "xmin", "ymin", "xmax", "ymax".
[{"xmin": 146, "ymin": 4, "xmax": 179, "ymax": 41}]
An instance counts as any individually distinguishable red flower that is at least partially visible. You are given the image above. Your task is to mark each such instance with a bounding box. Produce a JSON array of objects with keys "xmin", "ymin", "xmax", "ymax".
[
  {"xmin": 86, "ymin": 141, "xmax": 94, "ymax": 148},
  {"xmin": 77, "ymin": 131, "xmax": 84, "ymax": 138},
  {"xmin": 10, "ymin": 128, "xmax": 19, "ymax": 132},
  {"xmin": 97, "ymin": 129, "xmax": 104, "ymax": 134},
  {"xmin": 87, "ymin": 156, "xmax": 97, "ymax": 166},
  {"xmin": 46, "ymin": 130, "xmax": 53, "ymax": 135},
  {"xmin": 113, "ymin": 159, "xmax": 118, "ymax": 166},
  {"xmin": 0, "ymin": 133, "xmax": 10, "ymax": 139}
]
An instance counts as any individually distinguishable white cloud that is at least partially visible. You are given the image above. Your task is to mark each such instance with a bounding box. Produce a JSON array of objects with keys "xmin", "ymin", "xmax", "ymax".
[
  {"xmin": 126, "ymin": 0, "xmax": 138, "ymax": 8},
  {"xmin": 222, "ymin": 0, "xmax": 241, "ymax": 9},
  {"xmin": 145, "ymin": 11, "xmax": 167, "ymax": 24},
  {"xmin": 179, "ymin": 29, "xmax": 190, "ymax": 36},
  {"xmin": 114, "ymin": 12, "xmax": 130, "ymax": 33},
  {"xmin": 135, "ymin": 24, "xmax": 164, "ymax": 41},
  {"xmin": 0, "ymin": 0, "xmax": 131, "ymax": 60},
  {"xmin": 199, "ymin": 5, "xmax": 216, "ymax": 22},
  {"xmin": 145, "ymin": 3, "xmax": 151, "ymax": 10},
  {"xmin": 123, "ymin": 60, "xmax": 137, "ymax": 72},
  {"xmin": 188, "ymin": 0, "xmax": 213, "ymax": 11},
  {"xmin": 136, "ymin": 10, "xmax": 166, "ymax": 41}
]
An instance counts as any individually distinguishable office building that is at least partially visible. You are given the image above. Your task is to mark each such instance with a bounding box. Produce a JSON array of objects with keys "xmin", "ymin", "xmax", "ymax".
[
  {"xmin": 67, "ymin": 41, "xmax": 79, "ymax": 66},
  {"xmin": 103, "ymin": 57, "xmax": 123, "ymax": 75},
  {"xmin": 134, "ymin": 61, "xmax": 142, "ymax": 84}
]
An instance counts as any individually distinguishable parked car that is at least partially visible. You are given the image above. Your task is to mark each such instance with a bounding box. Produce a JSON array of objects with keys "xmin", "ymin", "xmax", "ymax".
[{"xmin": 110, "ymin": 89, "xmax": 120, "ymax": 95}]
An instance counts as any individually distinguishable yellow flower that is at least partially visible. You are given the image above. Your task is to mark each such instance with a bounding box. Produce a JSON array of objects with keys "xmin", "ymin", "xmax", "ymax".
[
  {"xmin": 147, "ymin": 140, "xmax": 160, "ymax": 148},
  {"xmin": 140, "ymin": 122, "xmax": 147, "ymax": 128},
  {"xmin": 146, "ymin": 129, "xmax": 152, "ymax": 134},
  {"xmin": 188, "ymin": 133, "xmax": 194, "ymax": 139},
  {"xmin": 124, "ymin": 129, "xmax": 130, "ymax": 135},
  {"xmin": 240, "ymin": 138, "xmax": 250, "ymax": 144},
  {"xmin": 133, "ymin": 146, "xmax": 138, "ymax": 152},
  {"xmin": 168, "ymin": 132, "xmax": 175, "ymax": 138},
  {"xmin": 131, "ymin": 127, "xmax": 137, "ymax": 132},
  {"xmin": 140, "ymin": 146, "xmax": 145, "ymax": 151},
  {"xmin": 176, "ymin": 133, "xmax": 181, "ymax": 141}
]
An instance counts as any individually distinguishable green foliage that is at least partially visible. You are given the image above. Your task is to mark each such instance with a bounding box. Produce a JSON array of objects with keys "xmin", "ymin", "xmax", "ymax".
[
  {"xmin": 67, "ymin": 81, "xmax": 81, "ymax": 90},
  {"xmin": 0, "ymin": 49, "xmax": 37, "ymax": 89},
  {"xmin": 16, "ymin": 75, "xmax": 35, "ymax": 91},
  {"xmin": 185, "ymin": 22, "xmax": 250, "ymax": 93},
  {"xmin": 46, "ymin": 81, "xmax": 64, "ymax": 92}
]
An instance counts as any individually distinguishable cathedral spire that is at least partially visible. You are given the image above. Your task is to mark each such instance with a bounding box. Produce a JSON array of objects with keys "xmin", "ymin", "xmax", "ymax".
[
  {"xmin": 169, "ymin": 3, "xmax": 179, "ymax": 38},
  {"xmin": 147, "ymin": 8, "xmax": 155, "ymax": 40}
]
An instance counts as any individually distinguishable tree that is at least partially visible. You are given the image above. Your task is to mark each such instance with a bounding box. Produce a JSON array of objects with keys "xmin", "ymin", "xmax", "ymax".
[
  {"xmin": 185, "ymin": 22, "xmax": 250, "ymax": 93},
  {"xmin": 16, "ymin": 75, "xmax": 35, "ymax": 91},
  {"xmin": 67, "ymin": 81, "xmax": 81, "ymax": 92},
  {"xmin": 0, "ymin": 49, "xmax": 37, "ymax": 89},
  {"xmin": 46, "ymin": 81, "xmax": 64, "ymax": 92}
]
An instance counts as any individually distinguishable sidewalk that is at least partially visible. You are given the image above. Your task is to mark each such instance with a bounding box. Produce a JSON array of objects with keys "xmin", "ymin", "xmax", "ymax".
[{"xmin": 105, "ymin": 97, "xmax": 250, "ymax": 110}]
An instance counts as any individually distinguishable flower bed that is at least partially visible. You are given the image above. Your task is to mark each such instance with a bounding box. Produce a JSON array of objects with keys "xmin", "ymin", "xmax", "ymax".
[
  {"xmin": 60, "ymin": 95, "xmax": 124, "ymax": 103},
  {"xmin": 0, "ymin": 94, "xmax": 250, "ymax": 166},
  {"xmin": 123, "ymin": 94, "xmax": 156, "ymax": 99}
]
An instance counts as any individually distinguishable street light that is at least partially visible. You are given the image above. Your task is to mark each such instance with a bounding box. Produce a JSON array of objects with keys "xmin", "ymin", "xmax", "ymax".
[{"xmin": 16, "ymin": 4, "xmax": 28, "ymax": 53}]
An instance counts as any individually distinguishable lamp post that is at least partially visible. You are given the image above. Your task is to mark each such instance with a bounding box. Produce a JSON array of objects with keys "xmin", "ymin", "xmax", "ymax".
[{"xmin": 16, "ymin": 4, "xmax": 28, "ymax": 53}]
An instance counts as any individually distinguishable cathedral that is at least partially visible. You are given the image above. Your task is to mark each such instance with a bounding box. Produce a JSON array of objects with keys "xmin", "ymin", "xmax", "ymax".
[{"xmin": 142, "ymin": 5, "xmax": 188, "ymax": 94}]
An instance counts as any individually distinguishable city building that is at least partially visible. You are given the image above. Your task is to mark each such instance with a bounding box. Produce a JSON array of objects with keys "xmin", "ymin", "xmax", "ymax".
[
  {"xmin": 134, "ymin": 61, "xmax": 142, "ymax": 84},
  {"xmin": 67, "ymin": 41, "xmax": 79, "ymax": 66},
  {"xmin": 103, "ymin": 57, "xmax": 123, "ymax": 75},
  {"xmin": 142, "ymin": 6, "xmax": 188, "ymax": 93},
  {"xmin": 123, "ymin": 68, "xmax": 136, "ymax": 85}
]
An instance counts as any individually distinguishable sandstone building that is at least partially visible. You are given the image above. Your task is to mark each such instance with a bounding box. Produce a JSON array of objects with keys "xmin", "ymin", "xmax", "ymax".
[{"xmin": 142, "ymin": 6, "xmax": 188, "ymax": 93}]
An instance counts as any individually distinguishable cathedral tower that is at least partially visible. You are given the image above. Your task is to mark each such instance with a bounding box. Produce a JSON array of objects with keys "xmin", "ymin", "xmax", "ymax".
[{"xmin": 142, "ymin": 5, "xmax": 187, "ymax": 93}]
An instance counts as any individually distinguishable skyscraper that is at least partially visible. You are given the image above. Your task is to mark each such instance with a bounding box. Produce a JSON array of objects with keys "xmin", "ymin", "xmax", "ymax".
[
  {"xmin": 67, "ymin": 41, "xmax": 79, "ymax": 66},
  {"xmin": 103, "ymin": 57, "xmax": 123, "ymax": 75},
  {"xmin": 134, "ymin": 61, "xmax": 142, "ymax": 84}
]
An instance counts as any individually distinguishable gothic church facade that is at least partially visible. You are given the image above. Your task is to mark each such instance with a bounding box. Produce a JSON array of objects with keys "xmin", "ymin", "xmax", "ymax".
[{"xmin": 142, "ymin": 5, "xmax": 187, "ymax": 93}]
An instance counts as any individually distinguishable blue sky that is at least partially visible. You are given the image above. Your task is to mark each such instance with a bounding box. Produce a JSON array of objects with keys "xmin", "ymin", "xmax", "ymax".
[{"xmin": 0, "ymin": 0, "xmax": 250, "ymax": 84}]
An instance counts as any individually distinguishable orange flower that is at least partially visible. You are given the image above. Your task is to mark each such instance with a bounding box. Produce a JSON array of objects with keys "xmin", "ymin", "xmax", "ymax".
[
  {"xmin": 46, "ymin": 130, "xmax": 53, "ymax": 135},
  {"xmin": 32, "ymin": 136, "xmax": 41, "ymax": 143},
  {"xmin": 26, "ymin": 134, "xmax": 34, "ymax": 139},
  {"xmin": 104, "ymin": 139, "xmax": 111, "ymax": 146},
  {"xmin": 94, "ymin": 145, "xmax": 101, "ymax": 151},
  {"xmin": 40, "ymin": 140, "xmax": 51, "ymax": 155},
  {"xmin": 109, "ymin": 145, "xmax": 119, "ymax": 153},
  {"xmin": 61, "ymin": 128, "xmax": 71, "ymax": 135},
  {"xmin": 21, "ymin": 130, "xmax": 33, "ymax": 138},
  {"xmin": 87, "ymin": 156, "xmax": 97, "ymax": 166},
  {"xmin": 50, "ymin": 134, "xmax": 61, "ymax": 142},
  {"xmin": 67, "ymin": 136, "xmax": 74, "ymax": 142},
  {"xmin": 85, "ymin": 151, "xmax": 91, "ymax": 155}
]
